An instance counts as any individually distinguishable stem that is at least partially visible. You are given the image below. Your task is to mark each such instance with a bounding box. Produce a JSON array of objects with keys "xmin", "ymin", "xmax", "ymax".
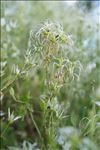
[
  {"xmin": 1, "ymin": 74, "xmax": 19, "ymax": 92},
  {"xmin": 1, "ymin": 122, "xmax": 10, "ymax": 137},
  {"xmin": 1, "ymin": 63, "xmax": 26, "ymax": 92},
  {"xmin": 29, "ymin": 111, "xmax": 42, "ymax": 139}
]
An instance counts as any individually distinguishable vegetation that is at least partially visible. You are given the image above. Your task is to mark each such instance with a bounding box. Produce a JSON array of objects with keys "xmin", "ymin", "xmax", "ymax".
[{"xmin": 0, "ymin": 1, "xmax": 100, "ymax": 150}]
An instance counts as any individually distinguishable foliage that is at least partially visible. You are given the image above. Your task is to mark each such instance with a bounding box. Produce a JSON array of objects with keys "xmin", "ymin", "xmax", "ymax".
[{"xmin": 0, "ymin": 1, "xmax": 100, "ymax": 150}]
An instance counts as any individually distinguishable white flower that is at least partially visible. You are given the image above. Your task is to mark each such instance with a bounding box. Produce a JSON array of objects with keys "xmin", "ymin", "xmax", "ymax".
[{"xmin": 8, "ymin": 108, "xmax": 21, "ymax": 123}]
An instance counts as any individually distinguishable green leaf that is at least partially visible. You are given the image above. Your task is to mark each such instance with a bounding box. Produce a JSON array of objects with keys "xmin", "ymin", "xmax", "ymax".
[
  {"xmin": 40, "ymin": 100, "xmax": 46, "ymax": 110},
  {"xmin": 9, "ymin": 87, "xmax": 16, "ymax": 100}
]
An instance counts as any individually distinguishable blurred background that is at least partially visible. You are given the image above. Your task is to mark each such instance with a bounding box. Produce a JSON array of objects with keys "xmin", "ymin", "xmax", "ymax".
[{"xmin": 1, "ymin": 1, "xmax": 100, "ymax": 149}]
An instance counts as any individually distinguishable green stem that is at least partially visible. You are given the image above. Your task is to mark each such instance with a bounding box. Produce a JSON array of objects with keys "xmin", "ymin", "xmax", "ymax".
[
  {"xmin": 1, "ymin": 63, "xmax": 26, "ymax": 92},
  {"xmin": 29, "ymin": 111, "xmax": 42, "ymax": 139},
  {"xmin": 1, "ymin": 122, "xmax": 10, "ymax": 137},
  {"xmin": 1, "ymin": 74, "xmax": 19, "ymax": 92}
]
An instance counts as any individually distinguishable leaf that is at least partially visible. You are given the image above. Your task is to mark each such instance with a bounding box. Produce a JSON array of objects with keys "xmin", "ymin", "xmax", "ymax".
[
  {"xmin": 40, "ymin": 100, "xmax": 46, "ymax": 110},
  {"xmin": 71, "ymin": 112, "xmax": 78, "ymax": 126},
  {"xmin": 9, "ymin": 87, "xmax": 16, "ymax": 100},
  {"xmin": 9, "ymin": 87, "xmax": 25, "ymax": 104}
]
